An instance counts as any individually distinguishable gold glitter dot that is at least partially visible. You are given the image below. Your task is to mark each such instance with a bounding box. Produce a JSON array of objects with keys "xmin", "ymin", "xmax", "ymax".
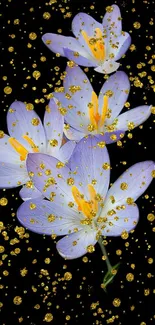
[
  {"xmin": 31, "ymin": 118, "xmax": 40, "ymax": 126},
  {"xmin": 29, "ymin": 32, "xmax": 37, "ymax": 40},
  {"xmin": 49, "ymin": 139, "xmax": 58, "ymax": 147},
  {"xmin": 121, "ymin": 230, "xmax": 129, "ymax": 240},
  {"xmin": 133, "ymin": 21, "xmax": 141, "ymax": 29},
  {"xmin": 97, "ymin": 141, "xmax": 106, "ymax": 148},
  {"xmin": 4, "ymin": 86, "xmax": 12, "ymax": 94},
  {"xmin": 87, "ymin": 245, "xmax": 95, "ymax": 253},
  {"xmin": 126, "ymin": 273, "xmax": 134, "ymax": 282},
  {"xmin": 56, "ymin": 162, "xmax": 65, "ymax": 169},
  {"xmin": 47, "ymin": 214, "xmax": 55, "ymax": 222},
  {"xmin": 148, "ymin": 258, "xmax": 153, "ymax": 264},
  {"xmin": 32, "ymin": 70, "xmax": 41, "ymax": 80},
  {"xmin": 26, "ymin": 103, "xmax": 34, "ymax": 111},
  {"xmin": 67, "ymin": 178, "xmax": 74, "ymax": 186},
  {"xmin": 120, "ymin": 182, "xmax": 128, "ymax": 190},
  {"xmin": 29, "ymin": 203, "xmax": 36, "ymax": 210},
  {"xmin": 144, "ymin": 288, "xmax": 150, "ymax": 296},
  {"xmin": 0, "ymin": 130, "xmax": 5, "ymax": 139},
  {"xmin": 13, "ymin": 296, "xmax": 22, "ymax": 305},
  {"xmin": 8, "ymin": 46, "xmax": 14, "ymax": 52},
  {"xmin": 82, "ymin": 256, "xmax": 88, "ymax": 263},
  {"xmin": 151, "ymin": 170, "xmax": 155, "ymax": 178},
  {"xmin": 0, "ymin": 246, "xmax": 5, "ymax": 253},
  {"xmin": 0, "ymin": 198, "xmax": 8, "ymax": 206},
  {"xmin": 43, "ymin": 12, "xmax": 51, "ymax": 19},
  {"xmin": 116, "ymin": 249, "xmax": 122, "ymax": 256},
  {"xmin": 44, "ymin": 313, "xmax": 53, "ymax": 322},
  {"xmin": 147, "ymin": 213, "xmax": 155, "ymax": 222},
  {"xmin": 113, "ymin": 298, "xmax": 121, "ymax": 307},
  {"xmin": 40, "ymin": 56, "xmax": 46, "ymax": 62},
  {"xmin": 106, "ymin": 5, "xmax": 114, "ymax": 12},
  {"xmin": 151, "ymin": 106, "xmax": 155, "ymax": 114},
  {"xmin": 102, "ymin": 163, "xmax": 110, "ymax": 170},
  {"xmin": 64, "ymin": 272, "xmax": 72, "ymax": 281}
]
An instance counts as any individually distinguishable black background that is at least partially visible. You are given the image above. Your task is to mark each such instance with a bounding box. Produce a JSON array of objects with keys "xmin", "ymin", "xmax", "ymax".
[{"xmin": 0, "ymin": 0, "xmax": 155, "ymax": 324}]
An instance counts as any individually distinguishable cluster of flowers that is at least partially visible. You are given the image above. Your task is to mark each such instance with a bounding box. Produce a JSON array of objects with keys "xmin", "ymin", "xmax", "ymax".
[{"xmin": 0, "ymin": 5, "xmax": 154, "ymax": 284}]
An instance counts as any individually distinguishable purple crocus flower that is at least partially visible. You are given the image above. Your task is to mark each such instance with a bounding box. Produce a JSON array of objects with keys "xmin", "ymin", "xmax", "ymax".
[
  {"xmin": 17, "ymin": 136, "xmax": 154, "ymax": 259},
  {"xmin": 53, "ymin": 66, "xmax": 152, "ymax": 143},
  {"xmin": 0, "ymin": 99, "xmax": 76, "ymax": 200},
  {"xmin": 42, "ymin": 4, "xmax": 131, "ymax": 74}
]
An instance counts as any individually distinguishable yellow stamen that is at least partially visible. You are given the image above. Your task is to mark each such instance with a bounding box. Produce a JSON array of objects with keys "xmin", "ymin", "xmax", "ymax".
[
  {"xmin": 23, "ymin": 135, "xmax": 39, "ymax": 153},
  {"xmin": 88, "ymin": 93, "xmax": 109, "ymax": 131},
  {"xmin": 99, "ymin": 95, "xmax": 108, "ymax": 128},
  {"xmin": 89, "ymin": 91, "xmax": 99, "ymax": 129},
  {"xmin": 88, "ymin": 184, "xmax": 98, "ymax": 212},
  {"xmin": 72, "ymin": 184, "xmax": 98, "ymax": 220},
  {"xmin": 81, "ymin": 28, "xmax": 105, "ymax": 61},
  {"xmin": 9, "ymin": 137, "xmax": 28, "ymax": 161},
  {"xmin": 71, "ymin": 186, "xmax": 83, "ymax": 211}
]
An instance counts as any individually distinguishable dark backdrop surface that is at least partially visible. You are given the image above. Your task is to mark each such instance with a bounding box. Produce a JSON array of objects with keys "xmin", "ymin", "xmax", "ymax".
[{"xmin": 0, "ymin": 0, "xmax": 155, "ymax": 324}]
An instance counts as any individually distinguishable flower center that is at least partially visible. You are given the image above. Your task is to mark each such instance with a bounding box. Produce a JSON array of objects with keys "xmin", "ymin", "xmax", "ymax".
[
  {"xmin": 81, "ymin": 28, "xmax": 105, "ymax": 61},
  {"xmin": 9, "ymin": 135, "xmax": 39, "ymax": 161},
  {"xmin": 88, "ymin": 92, "xmax": 108, "ymax": 131},
  {"xmin": 72, "ymin": 184, "xmax": 98, "ymax": 225}
]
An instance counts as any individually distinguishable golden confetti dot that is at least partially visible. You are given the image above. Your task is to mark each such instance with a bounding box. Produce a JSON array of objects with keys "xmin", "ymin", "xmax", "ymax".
[
  {"xmin": 64, "ymin": 272, "xmax": 72, "ymax": 281},
  {"xmin": 40, "ymin": 56, "xmax": 46, "ymax": 62},
  {"xmin": 31, "ymin": 118, "xmax": 40, "ymax": 126},
  {"xmin": 67, "ymin": 178, "xmax": 74, "ymax": 186},
  {"xmin": 0, "ymin": 131, "xmax": 4, "ymax": 138},
  {"xmin": 0, "ymin": 198, "xmax": 8, "ymax": 206},
  {"xmin": 97, "ymin": 141, "xmax": 106, "ymax": 148},
  {"xmin": 0, "ymin": 246, "xmax": 5, "ymax": 253},
  {"xmin": 148, "ymin": 258, "xmax": 153, "ymax": 264},
  {"xmin": 8, "ymin": 46, "xmax": 14, "ymax": 52},
  {"xmin": 13, "ymin": 296, "xmax": 22, "ymax": 305},
  {"xmin": 121, "ymin": 230, "xmax": 129, "ymax": 240},
  {"xmin": 4, "ymin": 86, "xmax": 12, "ymax": 94},
  {"xmin": 47, "ymin": 214, "xmax": 55, "ymax": 222},
  {"xmin": 66, "ymin": 315, "xmax": 71, "ymax": 320},
  {"xmin": 116, "ymin": 249, "xmax": 122, "ymax": 256},
  {"xmin": 120, "ymin": 182, "xmax": 128, "ymax": 190},
  {"xmin": 32, "ymin": 70, "xmax": 41, "ymax": 80},
  {"xmin": 29, "ymin": 32, "xmax": 37, "ymax": 40},
  {"xmin": 151, "ymin": 170, "xmax": 155, "ymax": 178},
  {"xmin": 82, "ymin": 256, "xmax": 88, "ymax": 263},
  {"xmin": 144, "ymin": 288, "xmax": 150, "ymax": 296},
  {"xmin": 87, "ymin": 245, "xmax": 95, "ymax": 253},
  {"xmin": 113, "ymin": 298, "xmax": 121, "ymax": 307},
  {"xmin": 50, "ymin": 139, "xmax": 58, "ymax": 147},
  {"xmin": 133, "ymin": 21, "xmax": 141, "ymax": 29},
  {"xmin": 44, "ymin": 313, "xmax": 53, "ymax": 322},
  {"xmin": 126, "ymin": 273, "xmax": 134, "ymax": 282},
  {"xmin": 14, "ymin": 19, "xmax": 20, "ymax": 25},
  {"xmin": 29, "ymin": 203, "xmax": 36, "ymax": 210},
  {"xmin": 151, "ymin": 106, "xmax": 155, "ymax": 114},
  {"xmin": 26, "ymin": 103, "xmax": 34, "ymax": 111},
  {"xmin": 106, "ymin": 5, "xmax": 113, "ymax": 12},
  {"xmin": 43, "ymin": 12, "xmax": 51, "ymax": 19},
  {"xmin": 147, "ymin": 213, "xmax": 155, "ymax": 222}
]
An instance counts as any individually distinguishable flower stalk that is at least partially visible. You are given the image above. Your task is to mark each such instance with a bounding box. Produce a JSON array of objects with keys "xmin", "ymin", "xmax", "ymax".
[{"xmin": 98, "ymin": 237, "xmax": 120, "ymax": 291}]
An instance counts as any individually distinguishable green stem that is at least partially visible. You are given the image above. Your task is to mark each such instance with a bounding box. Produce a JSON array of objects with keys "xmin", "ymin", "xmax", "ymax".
[
  {"xmin": 98, "ymin": 237, "xmax": 121, "ymax": 290},
  {"xmin": 98, "ymin": 237, "xmax": 112, "ymax": 272}
]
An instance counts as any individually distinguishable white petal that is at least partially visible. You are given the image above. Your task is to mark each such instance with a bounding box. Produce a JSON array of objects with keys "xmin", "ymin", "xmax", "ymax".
[{"xmin": 115, "ymin": 105, "xmax": 152, "ymax": 131}]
